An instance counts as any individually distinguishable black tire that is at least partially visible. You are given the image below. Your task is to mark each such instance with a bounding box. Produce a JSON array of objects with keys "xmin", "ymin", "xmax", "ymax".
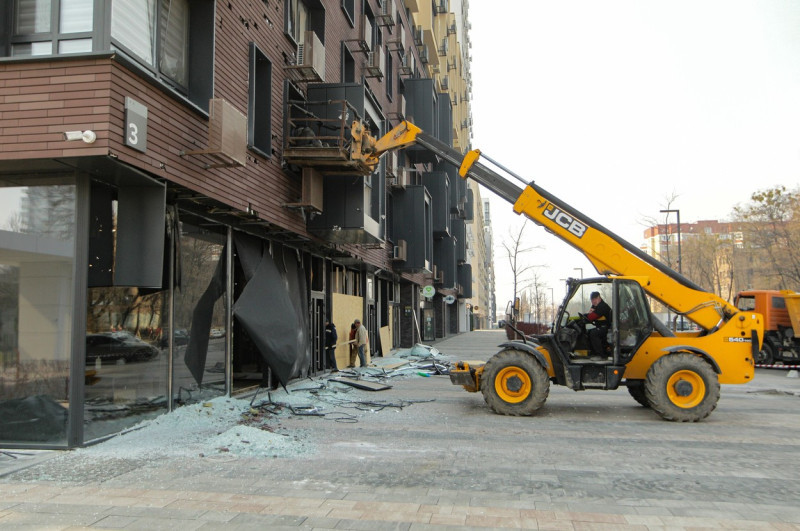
[
  {"xmin": 645, "ymin": 353, "xmax": 720, "ymax": 422},
  {"xmin": 627, "ymin": 380, "xmax": 650, "ymax": 408},
  {"xmin": 756, "ymin": 341, "xmax": 775, "ymax": 365},
  {"xmin": 481, "ymin": 349, "xmax": 549, "ymax": 416}
]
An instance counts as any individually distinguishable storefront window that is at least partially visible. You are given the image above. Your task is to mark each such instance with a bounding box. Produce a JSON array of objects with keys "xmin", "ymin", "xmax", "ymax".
[
  {"xmin": 84, "ymin": 287, "xmax": 168, "ymax": 442},
  {"xmin": 0, "ymin": 179, "xmax": 76, "ymax": 446},
  {"xmin": 172, "ymin": 222, "xmax": 227, "ymax": 405}
]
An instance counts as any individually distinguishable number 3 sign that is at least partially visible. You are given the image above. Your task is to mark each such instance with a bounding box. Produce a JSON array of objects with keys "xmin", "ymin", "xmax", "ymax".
[{"xmin": 125, "ymin": 97, "xmax": 148, "ymax": 153}]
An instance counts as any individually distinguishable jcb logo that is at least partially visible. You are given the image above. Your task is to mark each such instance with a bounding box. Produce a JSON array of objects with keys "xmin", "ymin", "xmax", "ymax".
[{"xmin": 543, "ymin": 203, "xmax": 587, "ymax": 238}]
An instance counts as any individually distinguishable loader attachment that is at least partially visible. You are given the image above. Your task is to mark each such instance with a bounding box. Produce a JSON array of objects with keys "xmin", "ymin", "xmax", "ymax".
[{"xmin": 449, "ymin": 361, "xmax": 484, "ymax": 392}]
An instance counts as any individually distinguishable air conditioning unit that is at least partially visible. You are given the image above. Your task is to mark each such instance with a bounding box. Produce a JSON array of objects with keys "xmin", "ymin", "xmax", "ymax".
[
  {"xmin": 398, "ymin": 52, "xmax": 413, "ymax": 75},
  {"xmin": 300, "ymin": 167, "xmax": 323, "ymax": 212},
  {"xmin": 385, "ymin": 151, "xmax": 397, "ymax": 178},
  {"xmin": 419, "ymin": 45, "xmax": 429, "ymax": 64},
  {"xmin": 183, "ymin": 98, "xmax": 247, "ymax": 167},
  {"xmin": 434, "ymin": 267, "xmax": 444, "ymax": 284},
  {"xmin": 365, "ymin": 50, "xmax": 384, "ymax": 78},
  {"xmin": 290, "ymin": 31, "xmax": 326, "ymax": 81},
  {"xmin": 438, "ymin": 38, "xmax": 448, "ymax": 56},
  {"xmin": 390, "ymin": 167, "xmax": 409, "ymax": 188},
  {"xmin": 435, "ymin": 0, "xmax": 448, "ymax": 14},
  {"xmin": 359, "ymin": 15, "xmax": 373, "ymax": 51},
  {"xmin": 387, "ymin": 25, "xmax": 405, "ymax": 51},
  {"xmin": 392, "ymin": 239, "xmax": 407, "ymax": 261},
  {"xmin": 413, "ymin": 25, "xmax": 423, "ymax": 46},
  {"xmin": 376, "ymin": 0, "xmax": 394, "ymax": 26}
]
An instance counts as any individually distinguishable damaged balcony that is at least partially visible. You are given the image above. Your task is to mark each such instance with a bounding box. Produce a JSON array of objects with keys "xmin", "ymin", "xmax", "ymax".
[
  {"xmin": 285, "ymin": 85, "xmax": 386, "ymax": 244},
  {"xmin": 283, "ymin": 99, "xmax": 375, "ymax": 176}
]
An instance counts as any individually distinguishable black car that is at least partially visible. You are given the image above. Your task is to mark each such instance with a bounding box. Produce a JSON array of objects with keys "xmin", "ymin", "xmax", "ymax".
[{"xmin": 86, "ymin": 332, "xmax": 159, "ymax": 364}]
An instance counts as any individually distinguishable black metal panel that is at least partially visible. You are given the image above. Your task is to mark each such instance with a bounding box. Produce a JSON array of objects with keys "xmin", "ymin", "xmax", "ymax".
[
  {"xmin": 391, "ymin": 185, "xmax": 432, "ymax": 272},
  {"xmin": 115, "ymin": 183, "xmax": 166, "ymax": 288},
  {"xmin": 306, "ymin": 83, "xmax": 366, "ymax": 123},
  {"xmin": 458, "ymin": 263, "xmax": 473, "ymax": 298},
  {"xmin": 433, "ymin": 236, "xmax": 457, "ymax": 289},
  {"xmin": 307, "ymin": 176, "xmax": 381, "ymax": 244},
  {"xmin": 436, "ymin": 96, "xmax": 453, "ymax": 144},
  {"xmin": 436, "ymin": 159, "xmax": 466, "ymax": 216},
  {"xmin": 464, "ymin": 187, "xmax": 474, "ymax": 222},
  {"xmin": 452, "ymin": 218, "xmax": 466, "ymax": 264},
  {"xmin": 402, "ymin": 78, "xmax": 438, "ymax": 164},
  {"xmin": 422, "ymin": 171, "xmax": 450, "ymax": 238}
]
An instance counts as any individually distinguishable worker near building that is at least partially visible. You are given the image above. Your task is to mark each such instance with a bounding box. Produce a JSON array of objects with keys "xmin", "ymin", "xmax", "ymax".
[
  {"xmin": 586, "ymin": 291, "xmax": 612, "ymax": 359},
  {"xmin": 324, "ymin": 320, "xmax": 338, "ymax": 372},
  {"xmin": 354, "ymin": 319, "xmax": 369, "ymax": 367}
]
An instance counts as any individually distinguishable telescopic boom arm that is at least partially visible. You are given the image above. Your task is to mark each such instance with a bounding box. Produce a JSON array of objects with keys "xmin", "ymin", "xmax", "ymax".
[{"xmin": 365, "ymin": 121, "xmax": 738, "ymax": 331}]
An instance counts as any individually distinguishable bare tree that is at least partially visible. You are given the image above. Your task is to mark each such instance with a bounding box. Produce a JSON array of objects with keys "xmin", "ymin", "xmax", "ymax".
[
  {"xmin": 500, "ymin": 220, "xmax": 541, "ymax": 311},
  {"xmin": 732, "ymin": 185, "xmax": 800, "ymax": 289}
]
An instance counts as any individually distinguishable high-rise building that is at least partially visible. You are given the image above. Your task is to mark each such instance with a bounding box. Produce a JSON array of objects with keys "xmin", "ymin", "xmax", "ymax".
[{"xmin": 0, "ymin": 0, "xmax": 491, "ymax": 448}]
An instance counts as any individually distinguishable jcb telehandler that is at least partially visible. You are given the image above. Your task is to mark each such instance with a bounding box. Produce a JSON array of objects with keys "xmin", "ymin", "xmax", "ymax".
[{"xmin": 354, "ymin": 121, "xmax": 763, "ymax": 422}]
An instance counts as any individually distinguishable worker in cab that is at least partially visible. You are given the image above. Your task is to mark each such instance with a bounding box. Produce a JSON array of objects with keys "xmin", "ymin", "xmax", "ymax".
[{"xmin": 586, "ymin": 291, "xmax": 612, "ymax": 359}]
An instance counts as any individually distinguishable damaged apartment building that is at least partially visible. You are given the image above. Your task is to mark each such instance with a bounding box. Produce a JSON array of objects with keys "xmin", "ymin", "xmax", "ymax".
[{"xmin": 0, "ymin": 0, "xmax": 493, "ymax": 448}]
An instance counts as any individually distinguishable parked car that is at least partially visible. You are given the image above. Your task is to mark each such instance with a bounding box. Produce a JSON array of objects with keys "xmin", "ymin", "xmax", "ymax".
[
  {"xmin": 209, "ymin": 328, "xmax": 225, "ymax": 339},
  {"xmin": 86, "ymin": 332, "xmax": 159, "ymax": 364},
  {"xmin": 159, "ymin": 329, "xmax": 190, "ymax": 348}
]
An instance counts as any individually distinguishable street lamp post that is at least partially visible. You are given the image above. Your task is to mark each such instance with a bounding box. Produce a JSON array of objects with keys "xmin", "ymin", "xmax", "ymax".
[
  {"xmin": 548, "ymin": 287, "xmax": 555, "ymax": 324},
  {"xmin": 574, "ymin": 267, "xmax": 584, "ymax": 278},
  {"xmin": 660, "ymin": 209, "xmax": 682, "ymax": 330}
]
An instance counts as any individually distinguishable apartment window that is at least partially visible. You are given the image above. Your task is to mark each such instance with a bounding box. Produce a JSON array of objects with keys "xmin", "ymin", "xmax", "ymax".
[
  {"xmin": 341, "ymin": 44, "xmax": 355, "ymax": 83},
  {"xmin": 285, "ymin": 0, "xmax": 324, "ymax": 47},
  {"xmin": 8, "ymin": 0, "xmax": 94, "ymax": 56},
  {"xmin": 111, "ymin": 0, "xmax": 214, "ymax": 109},
  {"xmin": 341, "ymin": 0, "xmax": 355, "ymax": 25},
  {"xmin": 248, "ymin": 43, "xmax": 272, "ymax": 158},
  {"xmin": 285, "ymin": 0, "xmax": 308, "ymax": 44},
  {"xmin": 385, "ymin": 47, "xmax": 393, "ymax": 99}
]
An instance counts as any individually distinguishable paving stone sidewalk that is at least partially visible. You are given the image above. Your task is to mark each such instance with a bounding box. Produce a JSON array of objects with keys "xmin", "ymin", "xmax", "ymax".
[{"xmin": 2, "ymin": 329, "xmax": 800, "ymax": 530}]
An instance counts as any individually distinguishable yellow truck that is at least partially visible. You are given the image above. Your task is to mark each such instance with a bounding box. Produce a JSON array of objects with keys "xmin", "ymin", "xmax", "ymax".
[{"xmin": 355, "ymin": 121, "xmax": 763, "ymax": 422}]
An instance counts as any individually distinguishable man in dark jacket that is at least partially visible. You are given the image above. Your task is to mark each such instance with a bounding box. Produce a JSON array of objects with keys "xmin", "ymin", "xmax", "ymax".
[
  {"xmin": 586, "ymin": 291, "xmax": 612, "ymax": 359},
  {"xmin": 325, "ymin": 321, "xmax": 338, "ymax": 372}
]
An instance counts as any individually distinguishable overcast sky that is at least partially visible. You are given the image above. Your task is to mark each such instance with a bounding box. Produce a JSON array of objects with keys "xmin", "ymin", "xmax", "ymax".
[{"xmin": 468, "ymin": 0, "xmax": 800, "ymax": 312}]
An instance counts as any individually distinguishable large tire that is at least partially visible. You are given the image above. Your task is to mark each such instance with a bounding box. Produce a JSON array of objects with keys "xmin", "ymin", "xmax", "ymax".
[
  {"xmin": 627, "ymin": 380, "xmax": 650, "ymax": 408},
  {"xmin": 481, "ymin": 349, "xmax": 549, "ymax": 416},
  {"xmin": 756, "ymin": 341, "xmax": 775, "ymax": 365},
  {"xmin": 645, "ymin": 353, "xmax": 720, "ymax": 422}
]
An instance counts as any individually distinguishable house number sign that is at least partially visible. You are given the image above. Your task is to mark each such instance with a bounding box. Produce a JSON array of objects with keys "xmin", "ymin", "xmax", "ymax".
[{"xmin": 125, "ymin": 97, "xmax": 148, "ymax": 153}]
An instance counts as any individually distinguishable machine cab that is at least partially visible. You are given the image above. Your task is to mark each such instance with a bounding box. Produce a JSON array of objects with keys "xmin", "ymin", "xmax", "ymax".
[{"xmin": 554, "ymin": 277, "xmax": 653, "ymax": 366}]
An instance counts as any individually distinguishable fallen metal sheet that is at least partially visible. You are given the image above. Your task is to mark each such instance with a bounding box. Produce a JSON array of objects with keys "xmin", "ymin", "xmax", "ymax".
[{"xmin": 329, "ymin": 377, "xmax": 392, "ymax": 391}]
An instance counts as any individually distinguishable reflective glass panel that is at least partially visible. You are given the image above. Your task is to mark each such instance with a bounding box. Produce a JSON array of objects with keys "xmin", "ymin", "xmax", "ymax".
[
  {"xmin": 11, "ymin": 41, "xmax": 52, "ymax": 56},
  {"xmin": 172, "ymin": 221, "xmax": 227, "ymax": 405},
  {"xmin": 0, "ymin": 179, "xmax": 75, "ymax": 446},
  {"xmin": 14, "ymin": 0, "xmax": 52, "ymax": 33},
  {"xmin": 59, "ymin": 0, "xmax": 92, "ymax": 33},
  {"xmin": 58, "ymin": 38, "xmax": 92, "ymax": 54},
  {"xmin": 84, "ymin": 287, "xmax": 168, "ymax": 441},
  {"xmin": 111, "ymin": 0, "xmax": 157, "ymax": 66}
]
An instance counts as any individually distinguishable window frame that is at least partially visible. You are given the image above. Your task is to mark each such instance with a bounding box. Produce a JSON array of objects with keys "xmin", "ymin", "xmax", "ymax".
[
  {"xmin": 247, "ymin": 42, "xmax": 273, "ymax": 159},
  {"xmin": 6, "ymin": 0, "xmax": 103, "ymax": 57},
  {"xmin": 109, "ymin": 0, "xmax": 214, "ymax": 112}
]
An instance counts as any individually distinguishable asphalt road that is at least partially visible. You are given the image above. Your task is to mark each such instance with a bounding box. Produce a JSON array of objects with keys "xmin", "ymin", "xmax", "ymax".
[{"xmin": 2, "ymin": 329, "xmax": 799, "ymax": 530}]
